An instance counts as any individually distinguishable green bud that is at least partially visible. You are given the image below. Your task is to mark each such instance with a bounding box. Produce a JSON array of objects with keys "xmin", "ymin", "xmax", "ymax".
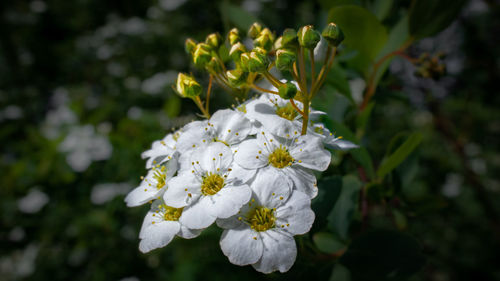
[
  {"xmin": 248, "ymin": 22, "xmax": 263, "ymax": 39},
  {"xmin": 193, "ymin": 43, "xmax": 212, "ymax": 67},
  {"xmin": 278, "ymin": 82, "xmax": 297, "ymax": 99},
  {"xmin": 240, "ymin": 48, "xmax": 269, "ymax": 73},
  {"xmin": 185, "ymin": 38, "xmax": 197, "ymax": 54},
  {"xmin": 228, "ymin": 28, "xmax": 240, "ymax": 45},
  {"xmin": 297, "ymin": 25, "xmax": 321, "ymax": 49},
  {"xmin": 281, "ymin": 28, "xmax": 297, "ymax": 47},
  {"xmin": 176, "ymin": 73, "xmax": 202, "ymax": 98},
  {"xmin": 247, "ymin": 48, "xmax": 269, "ymax": 72},
  {"xmin": 229, "ymin": 42, "xmax": 247, "ymax": 62},
  {"xmin": 206, "ymin": 57, "xmax": 223, "ymax": 73},
  {"xmin": 254, "ymin": 33, "xmax": 273, "ymax": 51},
  {"xmin": 275, "ymin": 48, "xmax": 296, "ymax": 71},
  {"xmin": 205, "ymin": 32, "xmax": 222, "ymax": 49},
  {"xmin": 322, "ymin": 23, "xmax": 344, "ymax": 46},
  {"xmin": 226, "ymin": 68, "xmax": 248, "ymax": 87},
  {"xmin": 274, "ymin": 36, "xmax": 284, "ymax": 50}
]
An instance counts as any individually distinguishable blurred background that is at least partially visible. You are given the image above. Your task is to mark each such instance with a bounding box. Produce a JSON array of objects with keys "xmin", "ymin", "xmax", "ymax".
[{"xmin": 1, "ymin": 0, "xmax": 499, "ymax": 280}]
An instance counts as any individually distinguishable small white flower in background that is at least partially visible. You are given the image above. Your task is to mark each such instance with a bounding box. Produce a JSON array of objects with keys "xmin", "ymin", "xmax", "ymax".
[
  {"xmin": 91, "ymin": 182, "xmax": 133, "ymax": 205},
  {"xmin": 125, "ymin": 154, "xmax": 178, "ymax": 207},
  {"xmin": 235, "ymin": 130, "xmax": 330, "ymax": 198},
  {"xmin": 58, "ymin": 124, "xmax": 112, "ymax": 172},
  {"xmin": 163, "ymin": 142, "xmax": 253, "ymax": 229},
  {"xmin": 138, "ymin": 199, "xmax": 201, "ymax": 253},
  {"xmin": 18, "ymin": 188, "xmax": 49, "ymax": 214},
  {"xmin": 217, "ymin": 169, "xmax": 314, "ymax": 273}
]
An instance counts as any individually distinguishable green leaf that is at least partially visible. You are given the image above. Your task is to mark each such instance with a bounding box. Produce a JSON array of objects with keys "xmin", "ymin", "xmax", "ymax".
[
  {"xmin": 325, "ymin": 64, "xmax": 355, "ymax": 105},
  {"xmin": 408, "ymin": 0, "xmax": 467, "ymax": 40},
  {"xmin": 319, "ymin": 0, "xmax": 360, "ymax": 10},
  {"xmin": 328, "ymin": 5, "xmax": 388, "ymax": 75},
  {"xmin": 312, "ymin": 176, "xmax": 342, "ymax": 228},
  {"xmin": 371, "ymin": 0, "xmax": 393, "ymax": 21},
  {"xmin": 327, "ymin": 119, "xmax": 375, "ymax": 179},
  {"xmin": 374, "ymin": 15, "xmax": 410, "ymax": 87},
  {"xmin": 219, "ymin": 2, "xmax": 260, "ymax": 31},
  {"xmin": 313, "ymin": 232, "xmax": 346, "ymax": 254},
  {"xmin": 340, "ymin": 230, "xmax": 425, "ymax": 281},
  {"xmin": 377, "ymin": 132, "xmax": 423, "ymax": 180},
  {"xmin": 327, "ymin": 175, "xmax": 362, "ymax": 239},
  {"xmin": 330, "ymin": 263, "xmax": 351, "ymax": 281},
  {"xmin": 355, "ymin": 102, "xmax": 374, "ymax": 134}
]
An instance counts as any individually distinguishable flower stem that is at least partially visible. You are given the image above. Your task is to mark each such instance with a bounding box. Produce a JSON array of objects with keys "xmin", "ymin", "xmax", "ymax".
[
  {"xmin": 309, "ymin": 49, "xmax": 316, "ymax": 88},
  {"xmin": 250, "ymin": 84, "xmax": 279, "ymax": 95},
  {"xmin": 193, "ymin": 96, "xmax": 210, "ymax": 118},
  {"xmin": 205, "ymin": 75, "xmax": 213, "ymax": 114},
  {"xmin": 289, "ymin": 98, "xmax": 305, "ymax": 117}
]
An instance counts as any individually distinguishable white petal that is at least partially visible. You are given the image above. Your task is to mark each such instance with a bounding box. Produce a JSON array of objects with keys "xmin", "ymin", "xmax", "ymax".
[
  {"xmin": 210, "ymin": 109, "xmax": 252, "ymax": 145},
  {"xmin": 142, "ymin": 140, "xmax": 174, "ymax": 169},
  {"xmin": 250, "ymin": 167, "xmax": 292, "ymax": 208},
  {"xmin": 139, "ymin": 221, "xmax": 180, "ymax": 253},
  {"xmin": 234, "ymin": 139, "xmax": 268, "ymax": 169},
  {"xmin": 175, "ymin": 120, "xmax": 210, "ymax": 153},
  {"xmin": 285, "ymin": 166, "xmax": 318, "ymax": 198},
  {"xmin": 208, "ymin": 184, "xmax": 251, "ymax": 219},
  {"xmin": 124, "ymin": 185, "xmax": 161, "ymax": 207},
  {"xmin": 292, "ymin": 135, "xmax": 331, "ymax": 171},
  {"xmin": 178, "ymin": 225, "xmax": 202, "ymax": 239},
  {"xmin": 193, "ymin": 142, "xmax": 233, "ymax": 173},
  {"xmin": 276, "ymin": 191, "xmax": 315, "ymax": 235},
  {"xmin": 252, "ymin": 229, "xmax": 297, "ymax": 273},
  {"xmin": 179, "ymin": 196, "xmax": 216, "ymax": 229},
  {"xmin": 227, "ymin": 163, "xmax": 256, "ymax": 184},
  {"xmin": 220, "ymin": 227, "xmax": 263, "ymax": 266},
  {"xmin": 325, "ymin": 138, "xmax": 359, "ymax": 150},
  {"xmin": 163, "ymin": 174, "xmax": 201, "ymax": 208}
]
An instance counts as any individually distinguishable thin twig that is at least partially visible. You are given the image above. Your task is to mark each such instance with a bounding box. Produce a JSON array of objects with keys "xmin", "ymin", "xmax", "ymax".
[{"xmin": 290, "ymin": 98, "xmax": 305, "ymax": 117}]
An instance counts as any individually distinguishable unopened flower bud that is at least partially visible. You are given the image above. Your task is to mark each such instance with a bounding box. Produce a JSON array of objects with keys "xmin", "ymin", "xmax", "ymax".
[
  {"xmin": 193, "ymin": 43, "xmax": 212, "ymax": 68},
  {"xmin": 241, "ymin": 48, "xmax": 269, "ymax": 73},
  {"xmin": 185, "ymin": 38, "xmax": 197, "ymax": 54},
  {"xmin": 274, "ymin": 36, "xmax": 284, "ymax": 50},
  {"xmin": 275, "ymin": 48, "xmax": 296, "ymax": 71},
  {"xmin": 226, "ymin": 68, "xmax": 248, "ymax": 87},
  {"xmin": 205, "ymin": 33, "xmax": 222, "ymax": 49},
  {"xmin": 229, "ymin": 42, "xmax": 247, "ymax": 62},
  {"xmin": 248, "ymin": 22, "xmax": 263, "ymax": 39},
  {"xmin": 228, "ymin": 28, "xmax": 240, "ymax": 45},
  {"xmin": 176, "ymin": 73, "xmax": 202, "ymax": 98},
  {"xmin": 278, "ymin": 82, "xmax": 297, "ymax": 99},
  {"xmin": 297, "ymin": 25, "xmax": 321, "ymax": 49},
  {"xmin": 254, "ymin": 31, "xmax": 274, "ymax": 51},
  {"xmin": 281, "ymin": 28, "xmax": 297, "ymax": 47},
  {"xmin": 322, "ymin": 23, "xmax": 344, "ymax": 46}
]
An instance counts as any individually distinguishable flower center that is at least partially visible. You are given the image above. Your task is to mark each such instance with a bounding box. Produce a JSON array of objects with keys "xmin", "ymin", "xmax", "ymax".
[
  {"xmin": 201, "ymin": 172, "xmax": 225, "ymax": 196},
  {"xmin": 161, "ymin": 205, "xmax": 183, "ymax": 221},
  {"xmin": 237, "ymin": 104, "xmax": 247, "ymax": 113},
  {"xmin": 248, "ymin": 207, "xmax": 276, "ymax": 232},
  {"xmin": 268, "ymin": 145, "xmax": 293, "ymax": 168},
  {"xmin": 275, "ymin": 103, "xmax": 297, "ymax": 121},
  {"xmin": 153, "ymin": 166, "xmax": 167, "ymax": 189}
]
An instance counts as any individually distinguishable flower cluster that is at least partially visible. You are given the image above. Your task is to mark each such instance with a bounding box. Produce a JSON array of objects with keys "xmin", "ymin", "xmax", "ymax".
[
  {"xmin": 125, "ymin": 94, "xmax": 356, "ymax": 273},
  {"xmin": 125, "ymin": 21, "xmax": 355, "ymax": 273}
]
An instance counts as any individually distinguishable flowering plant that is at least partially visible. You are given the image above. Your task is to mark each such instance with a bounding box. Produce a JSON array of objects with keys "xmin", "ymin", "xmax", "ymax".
[{"xmin": 125, "ymin": 22, "xmax": 359, "ymax": 273}]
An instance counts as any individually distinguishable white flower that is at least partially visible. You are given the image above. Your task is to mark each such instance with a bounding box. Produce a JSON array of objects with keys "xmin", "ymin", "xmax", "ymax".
[
  {"xmin": 309, "ymin": 123, "xmax": 359, "ymax": 150},
  {"xmin": 138, "ymin": 199, "xmax": 201, "ymax": 253},
  {"xmin": 141, "ymin": 131, "xmax": 180, "ymax": 169},
  {"xmin": 125, "ymin": 155, "xmax": 178, "ymax": 207},
  {"xmin": 245, "ymin": 94, "xmax": 303, "ymax": 138},
  {"xmin": 217, "ymin": 169, "xmax": 315, "ymax": 273},
  {"xmin": 176, "ymin": 109, "xmax": 252, "ymax": 150},
  {"xmin": 234, "ymin": 130, "xmax": 331, "ymax": 198},
  {"xmin": 175, "ymin": 109, "xmax": 254, "ymax": 169},
  {"xmin": 163, "ymin": 142, "xmax": 253, "ymax": 229}
]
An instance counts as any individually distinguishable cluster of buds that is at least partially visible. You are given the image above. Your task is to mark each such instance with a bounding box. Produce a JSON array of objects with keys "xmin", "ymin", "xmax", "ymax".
[
  {"xmin": 414, "ymin": 52, "xmax": 447, "ymax": 80},
  {"xmin": 175, "ymin": 22, "xmax": 344, "ymax": 121}
]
